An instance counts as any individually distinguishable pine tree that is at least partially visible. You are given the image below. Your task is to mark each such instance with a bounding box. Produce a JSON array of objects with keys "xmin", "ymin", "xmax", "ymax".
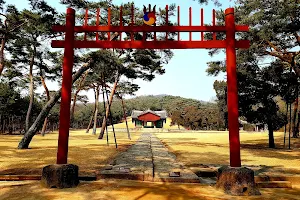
[{"xmin": 8, "ymin": 0, "xmax": 58, "ymax": 132}]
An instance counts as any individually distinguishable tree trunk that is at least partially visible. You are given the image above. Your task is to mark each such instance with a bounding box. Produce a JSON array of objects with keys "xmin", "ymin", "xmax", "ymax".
[
  {"xmin": 18, "ymin": 60, "xmax": 93, "ymax": 149},
  {"xmin": 86, "ymin": 87, "xmax": 98, "ymax": 134},
  {"xmin": 70, "ymin": 70, "xmax": 88, "ymax": 122},
  {"xmin": 19, "ymin": 89, "xmax": 61, "ymax": 149},
  {"xmin": 25, "ymin": 50, "xmax": 36, "ymax": 132},
  {"xmin": 86, "ymin": 111, "xmax": 94, "ymax": 133},
  {"xmin": 1, "ymin": 116, "xmax": 4, "ymax": 134},
  {"xmin": 41, "ymin": 118, "xmax": 48, "ymax": 135},
  {"xmin": 284, "ymin": 102, "xmax": 288, "ymax": 147},
  {"xmin": 102, "ymin": 86, "xmax": 109, "ymax": 145},
  {"xmin": 3, "ymin": 117, "xmax": 5, "ymax": 133},
  {"xmin": 12, "ymin": 116, "xmax": 15, "ymax": 133},
  {"xmin": 120, "ymin": 96, "xmax": 131, "ymax": 140},
  {"xmin": 92, "ymin": 86, "xmax": 100, "ymax": 135},
  {"xmin": 0, "ymin": 36, "xmax": 5, "ymax": 76},
  {"xmin": 292, "ymin": 83, "xmax": 299, "ymax": 138},
  {"xmin": 99, "ymin": 73, "xmax": 119, "ymax": 139},
  {"xmin": 267, "ymin": 121, "xmax": 275, "ymax": 148},
  {"xmin": 40, "ymin": 74, "xmax": 51, "ymax": 136},
  {"xmin": 8, "ymin": 116, "xmax": 12, "ymax": 134},
  {"xmin": 104, "ymin": 83, "xmax": 118, "ymax": 148},
  {"xmin": 296, "ymin": 110, "xmax": 300, "ymax": 137},
  {"xmin": 289, "ymin": 102, "xmax": 292, "ymax": 149},
  {"xmin": 0, "ymin": 114, "xmax": 2, "ymax": 133},
  {"xmin": 292, "ymin": 98, "xmax": 298, "ymax": 138}
]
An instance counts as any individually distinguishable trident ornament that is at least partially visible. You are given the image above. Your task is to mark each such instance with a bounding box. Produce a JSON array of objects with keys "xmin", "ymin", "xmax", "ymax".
[{"xmin": 143, "ymin": 4, "xmax": 156, "ymax": 26}]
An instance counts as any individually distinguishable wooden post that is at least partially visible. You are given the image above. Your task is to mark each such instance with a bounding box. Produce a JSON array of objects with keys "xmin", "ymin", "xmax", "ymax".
[
  {"xmin": 225, "ymin": 8, "xmax": 241, "ymax": 167},
  {"xmin": 56, "ymin": 8, "xmax": 75, "ymax": 164}
]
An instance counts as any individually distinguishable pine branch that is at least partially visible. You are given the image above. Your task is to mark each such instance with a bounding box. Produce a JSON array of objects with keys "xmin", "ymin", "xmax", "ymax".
[
  {"xmin": 266, "ymin": 40, "xmax": 282, "ymax": 52},
  {"xmin": 294, "ymin": 32, "xmax": 300, "ymax": 46},
  {"xmin": 8, "ymin": 20, "xmax": 28, "ymax": 33},
  {"xmin": 265, "ymin": 51, "xmax": 288, "ymax": 62}
]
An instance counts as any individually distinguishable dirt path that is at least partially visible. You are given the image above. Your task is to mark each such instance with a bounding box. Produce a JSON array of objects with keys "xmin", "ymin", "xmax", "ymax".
[{"xmin": 99, "ymin": 133, "xmax": 199, "ymax": 183}]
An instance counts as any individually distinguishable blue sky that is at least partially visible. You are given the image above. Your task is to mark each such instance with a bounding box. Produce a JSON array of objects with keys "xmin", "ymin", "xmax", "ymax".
[{"xmin": 14, "ymin": 0, "xmax": 235, "ymax": 102}]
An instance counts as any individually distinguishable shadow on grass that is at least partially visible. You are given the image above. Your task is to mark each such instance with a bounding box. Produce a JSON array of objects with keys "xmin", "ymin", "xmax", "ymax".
[
  {"xmin": 0, "ymin": 180, "xmax": 223, "ymax": 200},
  {"xmin": 0, "ymin": 143, "xmax": 133, "ymax": 176},
  {"xmin": 2, "ymin": 179, "xmax": 300, "ymax": 200},
  {"xmin": 159, "ymin": 137, "xmax": 300, "ymax": 177},
  {"xmin": 240, "ymin": 141, "xmax": 300, "ymax": 162}
]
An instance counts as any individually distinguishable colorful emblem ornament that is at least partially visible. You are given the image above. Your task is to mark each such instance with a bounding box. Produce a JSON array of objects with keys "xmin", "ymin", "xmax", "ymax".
[{"xmin": 143, "ymin": 5, "xmax": 156, "ymax": 26}]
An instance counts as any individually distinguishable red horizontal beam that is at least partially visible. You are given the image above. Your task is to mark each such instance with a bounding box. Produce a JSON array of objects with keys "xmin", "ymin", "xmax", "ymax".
[
  {"xmin": 51, "ymin": 40, "xmax": 250, "ymax": 49},
  {"xmin": 52, "ymin": 25, "xmax": 249, "ymax": 33}
]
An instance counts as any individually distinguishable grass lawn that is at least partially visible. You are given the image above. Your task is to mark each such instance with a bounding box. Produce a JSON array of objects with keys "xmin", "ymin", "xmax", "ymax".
[
  {"xmin": 155, "ymin": 131, "xmax": 300, "ymax": 175},
  {"xmin": 0, "ymin": 129, "xmax": 142, "ymax": 176},
  {"xmin": 1, "ymin": 129, "xmax": 300, "ymax": 199},
  {"xmin": 1, "ymin": 180, "xmax": 300, "ymax": 200}
]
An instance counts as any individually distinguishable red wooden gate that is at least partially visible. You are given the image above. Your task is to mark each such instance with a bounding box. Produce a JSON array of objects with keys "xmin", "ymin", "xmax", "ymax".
[{"xmin": 52, "ymin": 5, "xmax": 250, "ymax": 167}]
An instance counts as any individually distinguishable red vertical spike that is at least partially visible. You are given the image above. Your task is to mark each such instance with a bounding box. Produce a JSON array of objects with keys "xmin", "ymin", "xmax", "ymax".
[
  {"xmin": 154, "ymin": 6, "xmax": 156, "ymax": 41},
  {"xmin": 201, "ymin": 8, "xmax": 204, "ymax": 41},
  {"xmin": 148, "ymin": 3, "xmax": 151, "ymax": 41},
  {"xmin": 189, "ymin": 7, "xmax": 192, "ymax": 41},
  {"xmin": 84, "ymin": 8, "xmax": 88, "ymax": 40},
  {"xmin": 120, "ymin": 6, "xmax": 123, "ymax": 41},
  {"xmin": 213, "ymin": 9, "xmax": 216, "ymax": 40},
  {"xmin": 96, "ymin": 8, "xmax": 100, "ymax": 41},
  {"xmin": 166, "ymin": 5, "xmax": 169, "ymax": 41},
  {"xmin": 178, "ymin": 6, "xmax": 180, "ymax": 41},
  {"xmin": 142, "ymin": 4, "xmax": 147, "ymax": 41},
  {"xmin": 108, "ymin": 7, "xmax": 111, "ymax": 41},
  {"xmin": 84, "ymin": 9, "xmax": 88, "ymax": 25},
  {"xmin": 131, "ymin": 4, "xmax": 134, "ymax": 41},
  {"xmin": 142, "ymin": 4, "xmax": 146, "ymax": 41}
]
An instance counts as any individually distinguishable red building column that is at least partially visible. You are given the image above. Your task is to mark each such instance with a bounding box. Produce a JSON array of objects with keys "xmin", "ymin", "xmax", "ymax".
[
  {"xmin": 56, "ymin": 8, "xmax": 75, "ymax": 164},
  {"xmin": 225, "ymin": 8, "xmax": 241, "ymax": 167}
]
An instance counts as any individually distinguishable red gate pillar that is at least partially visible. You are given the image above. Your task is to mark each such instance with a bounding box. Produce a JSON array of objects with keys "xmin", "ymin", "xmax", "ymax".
[
  {"xmin": 56, "ymin": 8, "xmax": 75, "ymax": 164},
  {"xmin": 225, "ymin": 8, "xmax": 241, "ymax": 167}
]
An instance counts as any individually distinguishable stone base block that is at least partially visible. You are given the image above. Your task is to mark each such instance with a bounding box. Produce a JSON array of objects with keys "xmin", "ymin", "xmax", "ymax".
[
  {"xmin": 216, "ymin": 166, "xmax": 260, "ymax": 196},
  {"xmin": 41, "ymin": 164, "xmax": 79, "ymax": 189}
]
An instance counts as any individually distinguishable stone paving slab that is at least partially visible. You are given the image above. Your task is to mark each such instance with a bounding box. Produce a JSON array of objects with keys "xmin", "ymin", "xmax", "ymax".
[
  {"xmin": 98, "ymin": 133, "xmax": 153, "ymax": 181},
  {"xmin": 98, "ymin": 133, "xmax": 200, "ymax": 183},
  {"xmin": 151, "ymin": 135, "xmax": 200, "ymax": 183}
]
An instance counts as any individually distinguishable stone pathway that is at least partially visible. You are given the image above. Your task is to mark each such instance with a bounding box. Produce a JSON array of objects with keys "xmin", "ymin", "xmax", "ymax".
[{"xmin": 98, "ymin": 133, "xmax": 200, "ymax": 183}]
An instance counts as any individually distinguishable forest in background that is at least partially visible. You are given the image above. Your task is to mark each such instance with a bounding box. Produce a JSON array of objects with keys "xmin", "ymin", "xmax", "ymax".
[
  {"xmin": 0, "ymin": 90, "xmax": 223, "ymax": 133},
  {"xmin": 0, "ymin": 87, "xmax": 293, "ymax": 134}
]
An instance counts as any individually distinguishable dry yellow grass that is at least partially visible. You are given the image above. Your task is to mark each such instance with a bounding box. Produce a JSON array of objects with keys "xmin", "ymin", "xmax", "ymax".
[
  {"xmin": 0, "ymin": 130, "xmax": 141, "ymax": 176},
  {"xmin": 114, "ymin": 117, "xmax": 185, "ymax": 129},
  {"xmin": 1, "ymin": 179, "xmax": 300, "ymax": 200},
  {"xmin": 1, "ymin": 130, "xmax": 300, "ymax": 199},
  {"xmin": 155, "ymin": 131, "xmax": 300, "ymax": 175},
  {"xmin": 113, "ymin": 117, "xmax": 136, "ymax": 129}
]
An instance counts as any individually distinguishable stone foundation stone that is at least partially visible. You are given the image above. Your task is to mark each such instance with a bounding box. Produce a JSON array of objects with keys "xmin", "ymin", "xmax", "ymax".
[
  {"xmin": 41, "ymin": 164, "xmax": 79, "ymax": 189},
  {"xmin": 216, "ymin": 166, "xmax": 260, "ymax": 196}
]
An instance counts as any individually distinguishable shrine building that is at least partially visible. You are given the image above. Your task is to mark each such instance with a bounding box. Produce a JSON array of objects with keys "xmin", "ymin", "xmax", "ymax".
[{"xmin": 131, "ymin": 109, "xmax": 167, "ymax": 128}]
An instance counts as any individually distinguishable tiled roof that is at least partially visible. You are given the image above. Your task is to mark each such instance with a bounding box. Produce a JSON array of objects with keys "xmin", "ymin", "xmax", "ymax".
[
  {"xmin": 131, "ymin": 109, "xmax": 167, "ymax": 119},
  {"xmin": 131, "ymin": 110, "xmax": 144, "ymax": 118},
  {"xmin": 154, "ymin": 110, "xmax": 167, "ymax": 118}
]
